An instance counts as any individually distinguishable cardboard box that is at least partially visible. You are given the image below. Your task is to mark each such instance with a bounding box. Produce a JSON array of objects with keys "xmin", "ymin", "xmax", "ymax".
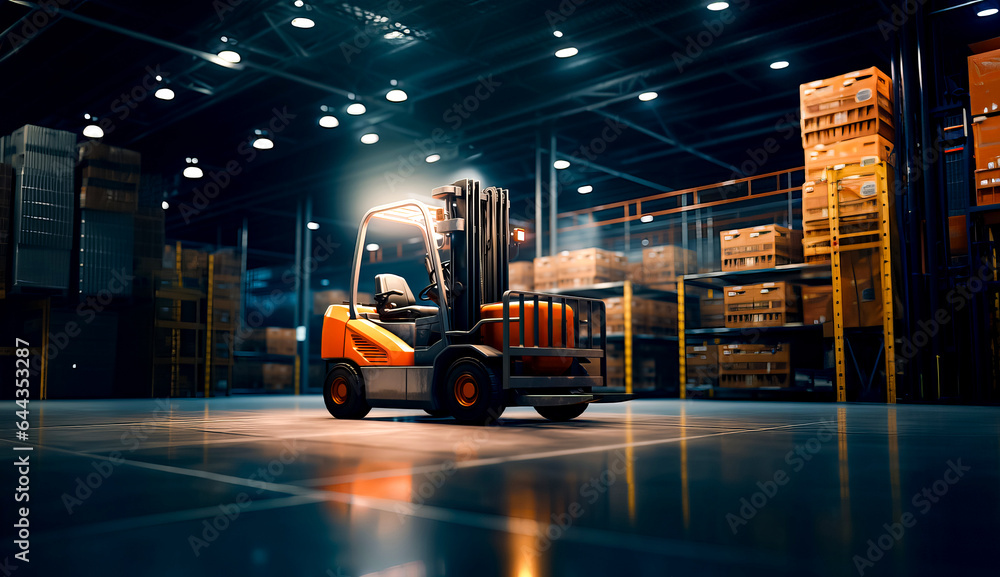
[
  {"xmin": 842, "ymin": 250, "xmax": 882, "ymax": 328},
  {"xmin": 699, "ymin": 296, "xmax": 725, "ymax": 328},
  {"xmin": 77, "ymin": 142, "xmax": 141, "ymax": 213},
  {"xmin": 556, "ymin": 248, "xmax": 627, "ymax": 286},
  {"xmin": 509, "ymin": 261, "xmax": 534, "ymax": 291},
  {"xmin": 686, "ymin": 344, "xmax": 718, "ymax": 384},
  {"xmin": 642, "ymin": 245, "xmax": 697, "ymax": 283},
  {"xmin": 533, "ymin": 256, "xmax": 559, "ymax": 290},
  {"xmin": 720, "ymin": 225, "xmax": 803, "ymax": 271},
  {"xmin": 718, "ymin": 343, "xmax": 792, "ymax": 388},
  {"xmin": 262, "ymin": 363, "xmax": 294, "ymax": 390},
  {"xmin": 724, "ymin": 282, "xmax": 800, "ymax": 328},
  {"xmin": 969, "ymin": 49, "xmax": 1000, "ymax": 116},
  {"xmin": 802, "ymin": 285, "xmax": 834, "ymax": 325},
  {"xmin": 604, "ymin": 296, "xmax": 676, "ymax": 335},
  {"xmin": 804, "ymin": 135, "xmax": 895, "ymax": 183}
]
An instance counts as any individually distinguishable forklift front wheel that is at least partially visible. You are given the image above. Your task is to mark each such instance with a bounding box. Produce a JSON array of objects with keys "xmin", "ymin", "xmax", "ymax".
[
  {"xmin": 534, "ymin": 403, "xmax": 588, "ymax": 422},
  {"xmin": 324, "ymin": 365, "xmax": 371, "ymax": 420},
  {"xmin": 445, "ymin": 359, "xmax": 505, "ymax": 426}
]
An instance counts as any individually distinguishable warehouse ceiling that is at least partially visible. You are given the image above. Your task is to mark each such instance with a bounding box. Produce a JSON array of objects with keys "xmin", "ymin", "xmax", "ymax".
[{"xmin": 1, "ymin": 0, "xmax": 997, "ymax": 263}]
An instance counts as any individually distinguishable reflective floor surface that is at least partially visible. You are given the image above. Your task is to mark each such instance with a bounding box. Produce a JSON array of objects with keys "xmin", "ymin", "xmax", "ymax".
[{"xmin": 1, "ymin": 397, "xmax": 998, "ymax": 576}]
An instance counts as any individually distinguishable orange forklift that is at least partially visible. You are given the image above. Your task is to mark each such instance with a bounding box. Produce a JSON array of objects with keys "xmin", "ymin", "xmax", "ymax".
[{"xmin": 319, "ymin": 179, "xmax": 628, "ymax": 424}]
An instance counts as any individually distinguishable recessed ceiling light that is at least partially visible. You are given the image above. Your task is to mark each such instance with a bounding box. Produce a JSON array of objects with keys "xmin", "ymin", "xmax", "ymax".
[
  {"xmin": 252, "ymin": 136, "xmax": 274, "ymax": 150},
  {"xmin": 294, "ymin": 0, "xmax": 304, "ymax": 6},
  {"xmin": 386, "ymin": 89, "xmax": 408, "ymax": 102},
  {"xmin": 347, "ymin": 102, "xmax": 366, "ymax": 115},
  {"xmin": 555, "ymin": 47, "xmax": 578, "ymax": 58},
  {"xmin": 155, "ymin": 75, "xmax": 163, "ymax": 81},
  {"xmin": 577, "ymin": 185, "xmax": 593, "ymax": 194},
  {"xmin": 307, "ymin": 221, "xmax": 320, "ymax": 230},
  {"xmin": 82, "ymin": 124, "xmax": 104, "ymax": 138},
  {"xmin": 640, "ymin": 215, "xmax": 654, "ymax": 223},
  {"xmin": 360, "ymin": 133, "xmax": 379, "ymax": 144},
  {"xmin": 553, "ymin": 160, "xmax": 571, "ymax": 169},
  {"xmin": 84, "ymin": 113, "xmax": 91, "ymax": 119},
  {"xmin": 384, "ymin": 31, "xmax": 404, "ymax": 39},
  {"xmin": 318, "ymin": 115, "xmax": 339, "ymax": 128},
  {"xmin": 366, "ymin": 243, "xmax": 380, "ymax": 252},
  {"xmin": 978, "ymin": 7, "xmax": 999, "ymax": 16},
  {"xmin": 291, "ymin": 17, "xmax": 315, "ymax": 28},
  {"xmin": 638, "ymin": 91, "xmax": 658, "ymax": 101},
  {"xmin": 425, "ymin": 154, "xmax": 441, "ymax": 163},
  {"xmin": 183, "ymin": 166, "xmax": 204, "ymax": 179},
  {"xmin": 161, "ymin": 200, "xmax": 170, "ymax": 210},
  {"xmin": 217, "ymin": 50, "xmax": 241, "ymax": 63},
  {"xmin": 154, "ymin": 87, "xmax": 175, "ymax": 100},
  {"xmin": 770, "ymin": 61, "xmax": 790, "ymax": 70},
  {"xmin": 553, "ymin": 30, "xmax": 563, "ymax": 37},
  {"xmin": 707, "ymin": 1, "xmax": 729, "ymax": 10}
]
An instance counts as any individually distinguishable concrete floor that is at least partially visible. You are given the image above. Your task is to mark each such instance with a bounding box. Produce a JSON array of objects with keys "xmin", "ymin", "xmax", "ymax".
[{"xmin": 2, "ymin": 398, "xmax": 998, "ymax": 577}]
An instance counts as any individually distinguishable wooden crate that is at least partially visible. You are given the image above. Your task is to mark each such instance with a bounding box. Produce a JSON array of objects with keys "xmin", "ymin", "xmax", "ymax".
[
  {"xmin": 720, "ymin": 225, "xmax": 803, "ymax": 271},
  {"xmin": 686, "ymin": 344, "xmax": 718, "ymax": 385},
  {"xmin": 802, "ymin": 117, "xmax": 895, "ymax": 149},
  {"xmin": 969, "ymin": 48, "xmax": 1000, "ymax": 116},
  {"xmin": 800, "ymin": 67, "xmax": 893, "ymax": 122},
  {"xmin": 556, "ymin": 248, "xmax": 626, "ymax": 287},
  {"xmin": 973, "ymin": 116, "xmax": 1000, "ymax": 171},
  {"xmin": 509, "ymin": 261, "xmax": 534, "ymax": 291},
  {"xmin": 642, "ymin": 245, "xmax": 697, "ymax": 283},
  {"xmin": 719, "ymin": 344, "xmax": 791, "ymax": 383},
  {"xmin": 724, "ymin": 282, "xmax": 800, "ymax": 328},
  {"xmin": 719, "ymin": 373, "xmax": 792, "ymax": 388},
  {"xmin": 698, "ymin": 296, "xmax": 725, "ymax": 328},
  {"xmin": 533, "ymin": 256, "xmax": 559, "ymax": 291}
]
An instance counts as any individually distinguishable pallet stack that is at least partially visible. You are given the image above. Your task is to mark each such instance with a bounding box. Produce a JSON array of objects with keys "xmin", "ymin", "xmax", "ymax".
[
  {"xmin": 533, "ymin": 256, "xmax": 559, "ymax": 291},
  {"xmin": 723, "ymin": 282, "xmax": 800, "ymax": 328},
  {"xmin": 604, "ymin": 295, "xmax": 677, "ymax": 337},
  {"xmin": 686, "ymin": 344, "xmax": 719, "ymax": 386},
  {"xmin": 799, "ymin": 67, "xmax": 895, "ymax": 262},
  {"xmin": 509, "ymin": 261, "xmax": 534, "ymax": 291},
  {"xmin": 641, "ymin": 244, "xmax": 697, "ymax": 290},
  {"xmin": 556, "ymin": 248, "xmax": 627, "ymax": 289},
  {"xmin": 970, "ymin": 47, "xmax": 1000, "ymax": 205}
]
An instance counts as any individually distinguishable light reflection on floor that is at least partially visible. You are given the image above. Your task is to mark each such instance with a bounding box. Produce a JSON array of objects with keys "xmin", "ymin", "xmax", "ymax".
[{"xmin": 2, "ymin": 397, "xmax": 998, "ymax": 577}]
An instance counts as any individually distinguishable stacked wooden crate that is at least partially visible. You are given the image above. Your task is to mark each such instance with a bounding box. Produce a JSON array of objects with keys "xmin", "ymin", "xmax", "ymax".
[
  {"xmin": 719, "ymin": 225, "xmax": 802, "ymax": 271},
  {"xmin": 970, "ymin": 48, "xmax": 1000, "ymax": 205}
]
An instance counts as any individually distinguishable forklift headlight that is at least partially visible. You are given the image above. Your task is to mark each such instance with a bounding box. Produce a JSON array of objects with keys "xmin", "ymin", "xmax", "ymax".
[{"xmin": 512, "ymin": 228, "xmax": 525, "ymax": 243}]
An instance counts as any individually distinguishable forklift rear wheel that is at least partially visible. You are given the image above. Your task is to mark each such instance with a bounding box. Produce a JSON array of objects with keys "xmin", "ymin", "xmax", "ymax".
[
  {"xmin": 445, "ymin": 359, "xmax": 505, "ymax": 425},
  {"xmin": 534, "ymin": 403, "xmax": 588, "ymax": 422},
  {"xmin": 423, "ymin": 409, "xmax": 450, "ymax": 417},
  {"xmin": 324, "ymin": 365, "xmax": 371, "ymax": 420}
]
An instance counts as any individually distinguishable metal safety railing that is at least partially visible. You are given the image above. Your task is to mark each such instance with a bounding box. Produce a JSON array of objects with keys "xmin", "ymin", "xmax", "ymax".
[{"xmin": 500, "ymin": 290, "xmax": 607, "ymax": 390}]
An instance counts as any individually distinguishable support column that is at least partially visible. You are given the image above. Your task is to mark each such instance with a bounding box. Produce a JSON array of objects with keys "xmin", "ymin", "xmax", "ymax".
[
  {"xmin": 301, "ymin": 196, "xmax": 312, "ymax": 394},
  {"xmin": 549, "ymin": 131, "xmax": 557, "ymax": 256}
]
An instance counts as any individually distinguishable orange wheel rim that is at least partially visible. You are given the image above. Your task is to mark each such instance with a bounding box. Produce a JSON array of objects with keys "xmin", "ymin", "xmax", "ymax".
[
  {"xmin": 454, "ymin": 374, "xmax": 479, "ymax": 407},
  {"xmin": 331, "ymin": 377, "xmax": 349, "ymax": 405}
]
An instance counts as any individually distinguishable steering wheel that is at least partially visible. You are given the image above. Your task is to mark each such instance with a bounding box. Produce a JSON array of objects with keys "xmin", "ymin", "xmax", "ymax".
[{"xmin": 419, "ymin": 260, "xmax": 450, "ymax": 304}]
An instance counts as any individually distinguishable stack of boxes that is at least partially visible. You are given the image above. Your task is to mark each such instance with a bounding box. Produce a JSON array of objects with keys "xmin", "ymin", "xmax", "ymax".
[
  {"xmin": 718, "ymin": 343, "xmax": 792, "ymax": 388},
  {"xmin": 533, "ymin": 256, "xmax": 559, "ymax": 291},
  {"xmin": 77, "ymin": 142, "xmax": 142, "ymax": 298},
  {"xmin": 723, "ymin": 282, "xmax": 800, "ymax": 328},
  {"xmin": 509, "ymin": 261, "xmax": 533, "ymax": 291},
  {"xmin": 970, "ymin": 47, "xmax": 1000, "ymax": 206},
  {"xmin": 1, "ymin": 125, "xmax": 76, "ymax": 291},
  {"xmin": 603, "ymin": 296, "xmax": 677, "ymax": 336},
  {"xmin": 556, "ymin": 248, "xmax": 627, "ymax": 288},
  {"xmin": 686, "ymin": 344, "xmax": 719, "ymax": 386},
  {"xmin": 720, "ymin": 225, "xmax": 802, "ymax": 271},
  {"xmin": 799, "ymin": 67, "xmax": 895, "ymax": 263},
  {"xmin": 641, "ymin": 244, "xmax": 697, "ymax": 290}
]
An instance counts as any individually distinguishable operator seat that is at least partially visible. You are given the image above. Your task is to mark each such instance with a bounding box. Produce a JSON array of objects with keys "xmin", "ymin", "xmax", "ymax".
[{"xmin": 374, "ymin": 274, "xmax": 439, "ymax": 321}]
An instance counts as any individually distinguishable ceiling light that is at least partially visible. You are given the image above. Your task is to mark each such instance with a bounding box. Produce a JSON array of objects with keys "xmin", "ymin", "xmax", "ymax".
[
  {"xmin": 386, "ymin": 89, "xmax": 408, "ymax": 102},
  {"xmin": 366, "ymin": 243, "xmax": 380, "ymax": 252},
  {"xmin": 294, "ymin": 0, "xmax": 304, "ymax": 6},
  {"xmin": 183, "ymin": 166, "xmax": 204, "ymax": 179},
  {"xmin": 251, "ymin": 129, "xmax": 274, "ymax": 150},
  {"xmin": 220, "ymin": 36, "xmax": 228, "ymax": 42},
  {"xmin": 154, "ymin": 87, "xmax": 175, "ymax": 100},
  {"xmin": 553, "ymin": 30, "xmax": 563, "ymax": 37},
  {"xmin": 707, "ymin": 1, "xmax": 729, "ymax": 10},
  {"xmin": 291, "ymin": 17, "xmax": 315, "ymax": 28},
  {"xmin": 555, "ymin": 47, "xmax": 578, "ymax": 58},
  {"xmin": 347, "ymin": 102, "xmax": 366, "ymax": 115},
  {"xmin": 217, "ymin": 50, "xmax": 241, "ymax": 63},
  {"xmin": 640, "ymin": 215, "xmax": 654, "ymax": 223},
  {"xmin": 161, "ymin": 200, "xmax": 170, "ymax": 210},
  {"xmin": 384, "ymin": 31, "xmax": 404, "ymax": 39},
  {"xmin": 770, "ymin": 61, "xmax": 790, "ymax": 70},
  {"xmin": 155, "ymin": 75, "xmax": 163, "ymax": 81},
  {"xmin": 307, "ymin": 221, "xmax": 320, "ymax": 230},
  {"xmin": 360, "ymin": 133, "xmax": 379, "ymax": 144},
  {"xmin": 577, "ymin": 185, "xmax": 593, "ymax": 194},
  {"xmin": 84, "ymin": 113, "xmax": 91, "ymax": 120},
  {"xmin": 638, "ymin": 91, "xmax": 658, "ymax": 101},
  {"xmin": 425, "ymin": 154, "xmax": 441, "ymax": 163},
  {"xmin": 318, "ymin": 115, "xmax": 339, "ymax": 128},
  {"xmin": 978, "ymin": 7, "xmax": 999, "ymax": 16},
  {"xmin": 82, "ymin": 124, "xmax": 104, "ymax": 138},
  {"xmin": 553, "ymin": 159, "xmax": 571, "ymax": 169}
]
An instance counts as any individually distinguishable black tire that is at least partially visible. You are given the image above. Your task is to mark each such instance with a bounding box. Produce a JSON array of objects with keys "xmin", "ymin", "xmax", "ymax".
[
  {"xmin": 535, "ymin": 403, "xmax": 588, "ymax": 422},
  {"xmin": 423, "ymin": 409, "xmax": 450, "ymax": 417},
  {"xmin": 323, "ymin": 364, "xmax": 371, "ymax": 419},
  {"xmin": 444, "ymin": 359, "xmax": 505, "ymax": 425}
]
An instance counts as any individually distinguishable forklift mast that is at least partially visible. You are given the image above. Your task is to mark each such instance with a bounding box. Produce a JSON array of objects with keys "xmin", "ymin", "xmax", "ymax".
[{"xmin": 433, "ymin": 180, "xmax": 510, "ymax": 332}]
